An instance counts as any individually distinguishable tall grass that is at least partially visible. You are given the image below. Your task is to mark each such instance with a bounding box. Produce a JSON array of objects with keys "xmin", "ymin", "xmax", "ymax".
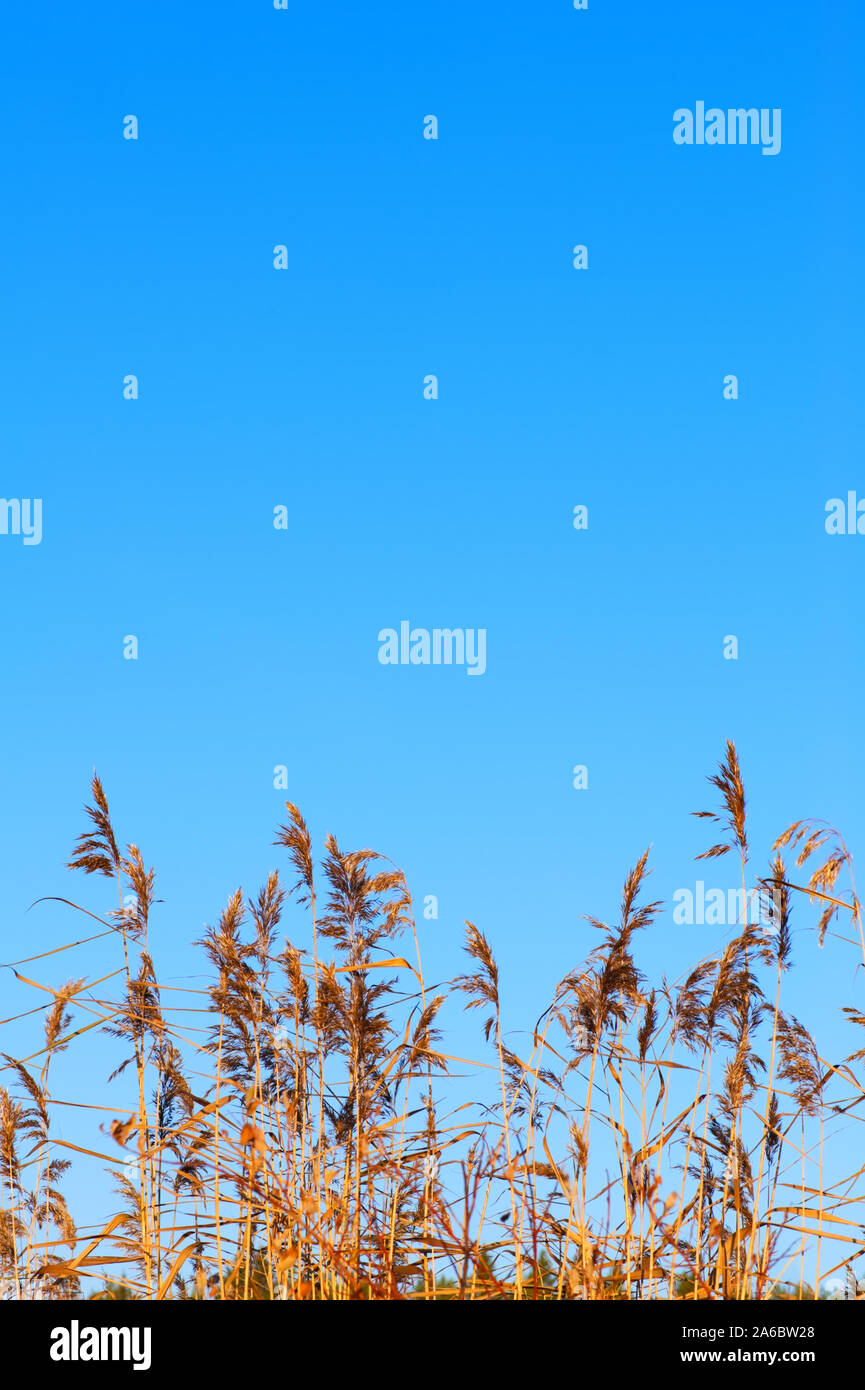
[{"xmin": 1, "ymin": 742, "xmax": 863, "ymax": 1300}]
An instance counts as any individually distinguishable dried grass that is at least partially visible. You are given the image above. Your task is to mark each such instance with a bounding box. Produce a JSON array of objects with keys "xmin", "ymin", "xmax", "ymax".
[{"xmin": 1, "ymin": 746, "xmax": 863, "ymax": 1301}]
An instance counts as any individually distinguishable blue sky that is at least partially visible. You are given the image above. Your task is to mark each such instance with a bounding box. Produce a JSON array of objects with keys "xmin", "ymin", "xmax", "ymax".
[{"xmin": 1, "ymin": 0, "xmax": 863, "ymax": 1261}]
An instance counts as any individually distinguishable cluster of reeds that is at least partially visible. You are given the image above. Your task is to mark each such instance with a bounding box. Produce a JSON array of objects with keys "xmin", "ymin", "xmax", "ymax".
[{"xmin": 1, "ymin": 741, "xmax": 863, "ymax": 1300}]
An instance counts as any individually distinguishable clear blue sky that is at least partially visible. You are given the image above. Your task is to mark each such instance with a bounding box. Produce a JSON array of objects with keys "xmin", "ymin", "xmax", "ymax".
[{"xmin": 1, "ymin": 0, "xmax": 863, "ymax": 1250}]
